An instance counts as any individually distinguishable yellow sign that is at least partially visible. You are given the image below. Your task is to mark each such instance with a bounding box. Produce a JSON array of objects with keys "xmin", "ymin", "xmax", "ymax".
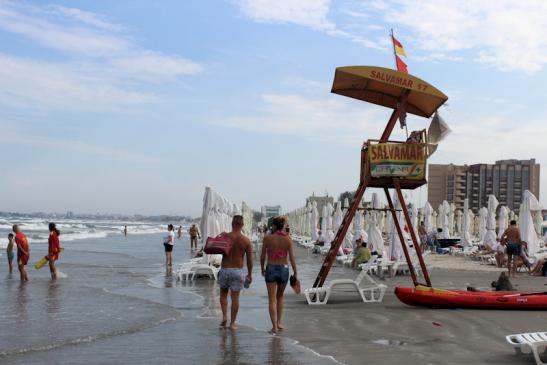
[{"xmin": 368, "ymin": 143, "xmax": 426, "ymax": 180}]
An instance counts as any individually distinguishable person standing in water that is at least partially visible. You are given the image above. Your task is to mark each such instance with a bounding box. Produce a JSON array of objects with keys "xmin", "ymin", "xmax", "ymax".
[
  {"xmin": 218, "ymin": 215, "xmax": 252, "ymax": 330},
  {"xmin": 177, "ymin": 225, "xmax": 182, "ymax": 239},
  {"xmin": 189, "ymin": 224, "xmax": 200, "ymax": 249},
  {"xmin": 13, "ymin": 225, "xmax": 29, "ymax": 282},
  {"xmin": 124, "ymin": 225, "xmax": 128, "ymax": 236},
  {"xmin": 6, "ymin": 233, "xmax": 15, "ymax": 274},
  {"xmin": 48, "ymin": 223, "xmax": 62, "ymax": 280},
  {"xmin": 260, "ymin": 216, "xmax": 298, "ymax": 335},
  {"xmin": 163, "ymin": 224, "xmax": 175, "ymax": 269},
  {"xmin": 500, "ymin": 220, "xmax": 522, "ymax": 278}
]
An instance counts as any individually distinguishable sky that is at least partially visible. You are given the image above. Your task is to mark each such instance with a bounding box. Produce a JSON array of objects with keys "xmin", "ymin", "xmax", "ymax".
[{"xmin": 1, "ymin": 0, "xmax": 546, "ymax": 217}]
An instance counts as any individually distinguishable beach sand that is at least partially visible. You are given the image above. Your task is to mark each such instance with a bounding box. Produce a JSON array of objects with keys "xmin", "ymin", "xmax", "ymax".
[{"xmin": 1, "ymin": 233, "xmax": 546, "ymax": 364}]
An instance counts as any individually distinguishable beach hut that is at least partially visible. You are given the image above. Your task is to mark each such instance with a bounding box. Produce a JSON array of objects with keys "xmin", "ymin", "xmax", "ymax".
[{"xmin": 519, "ymin": 190, "xmax": 542, "ymax": 256}]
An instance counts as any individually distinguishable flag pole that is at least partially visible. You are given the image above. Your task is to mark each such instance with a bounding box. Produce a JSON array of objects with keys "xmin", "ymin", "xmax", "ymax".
[{"xmin": 390, "ymin": 28, "xmax": 397, "ymax": 69}]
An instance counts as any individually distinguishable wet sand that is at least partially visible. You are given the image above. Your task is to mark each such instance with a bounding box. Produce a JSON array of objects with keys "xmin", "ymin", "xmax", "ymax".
[{"xmin": 277, "ymin": 247, "xmax": 547, "ymax": 364}]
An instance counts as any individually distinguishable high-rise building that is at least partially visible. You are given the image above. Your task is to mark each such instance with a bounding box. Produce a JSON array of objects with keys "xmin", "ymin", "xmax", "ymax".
[
  {"xmin": 428, "ymin": 159, "xmax": 540, "ymax": 213},
  {"xmin": 261, "ymin": 205, "xmax": 282, "ymax": 220}
]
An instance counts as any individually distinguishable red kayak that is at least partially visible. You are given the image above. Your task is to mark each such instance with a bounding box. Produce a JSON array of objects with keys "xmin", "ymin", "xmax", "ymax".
[{"xmin": 395, "ymin": 286, "xmax": 547, "ymax": 310}]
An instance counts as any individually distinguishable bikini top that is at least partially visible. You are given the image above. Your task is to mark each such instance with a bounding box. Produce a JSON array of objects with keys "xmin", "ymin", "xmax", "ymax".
[{"xmin": 268, "ymin": 231, "xmax": 289, "ymax": 259}]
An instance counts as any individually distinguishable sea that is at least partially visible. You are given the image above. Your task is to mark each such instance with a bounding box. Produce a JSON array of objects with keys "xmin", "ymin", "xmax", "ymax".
[{"xmin": 0, "ymin": 217, "xmax": 338, "ymax": 364}]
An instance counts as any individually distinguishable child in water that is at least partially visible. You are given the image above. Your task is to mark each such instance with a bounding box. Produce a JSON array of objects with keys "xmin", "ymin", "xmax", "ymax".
[
  {"xmin": 6, "ymin": 233, "xmax": 14, "ymax": 274},
  {"xmin": 13, "ymin": 225, "xmax": 29, "ymax": 282}
]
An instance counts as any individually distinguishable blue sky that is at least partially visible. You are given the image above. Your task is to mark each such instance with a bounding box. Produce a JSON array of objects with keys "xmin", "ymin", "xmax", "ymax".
[{"xmin": 1, "ymin": 0, "xmax": 546, "ymax": 216}]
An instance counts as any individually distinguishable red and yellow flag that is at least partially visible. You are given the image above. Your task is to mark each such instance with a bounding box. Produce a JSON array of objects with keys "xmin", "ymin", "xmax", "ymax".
[
  {"xmin": 395, "ymin": 55, "xmax": 408, "ymax": 73},
  {"xmin": 392, "ymin": 36, "xmax": 407, "ymax": 57}
]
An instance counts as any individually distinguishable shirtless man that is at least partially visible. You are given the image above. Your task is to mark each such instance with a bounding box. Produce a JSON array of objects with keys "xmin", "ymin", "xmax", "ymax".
[
  {"xmin": 189, "ymin": 224, "xmax": 200, "ymax": 249},
  {"xmin": 219, "ymin": 215, "xmax": 252, "ymax": 330},
  {"xmin": 500, "ymin": 220, "xmax": 522, "ymax": 278}
]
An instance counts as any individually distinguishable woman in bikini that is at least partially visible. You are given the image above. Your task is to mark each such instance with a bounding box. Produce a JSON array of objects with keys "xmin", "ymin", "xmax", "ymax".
[{"xmin": 260, "ymin": 216, "xmax": 298, "ymax": 334}]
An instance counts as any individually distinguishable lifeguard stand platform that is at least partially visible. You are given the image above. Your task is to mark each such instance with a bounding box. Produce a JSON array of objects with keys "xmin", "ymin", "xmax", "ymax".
[{"xmin": 312, "ymin": 66, "xmax": 448, "ymax": 289}]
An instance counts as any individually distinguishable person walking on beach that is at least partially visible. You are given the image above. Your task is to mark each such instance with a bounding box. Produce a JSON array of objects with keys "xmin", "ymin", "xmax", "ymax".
[
  {"xmin": 6, "ymin": 233, "xmax": 15, "ymax": 274},
  {"xmin": 48, "ymin": 223, "xmax": 62, "ymax": 280},
  {"xmin": 418, "ymin": 222, "xmax": 428, "ymax": 252},
  {"xmin": 260, "ymin": 216, "xmax": 298, "ymax": 335},
  {"xmin": 177, "ymin": 226, "xmax": 182, "ymax": 239},
  {"xmin": 189, "ymin": 224, "xmax": 200, "ymax": 249},
  {"xmin": 13, "ymin": 225, "xmax": 29, "ymax": 282},
  {"xmin": 219, "ymin": 215, "xmax": 252, "ymax": 330},
  {"xmin": 163, "ymin": 224, "xmax": 175, "ymax": 269},
  {"xmin": 500, "ymin": 220, "xmax": 522, "ymax": 278}
]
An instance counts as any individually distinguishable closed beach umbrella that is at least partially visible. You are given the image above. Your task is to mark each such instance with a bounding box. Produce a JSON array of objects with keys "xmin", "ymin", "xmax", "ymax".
[
  {"xmin": 461, "ymin": 199, "xmax": 471, "ymax": 248},
  {"xmin": 449, "ymin": 203, "xmax": 456, "ymax": 236},
  {"xmin": 455, "ymin": 210, "xmax": 462, "ymax": 236},
  {"xmin": 311, "ymin": 201, "xmax": 319, "ymax": 240},
  {"xmin": 441, "ymin": 200, "xmax": 450, "ymax": 239},
  {"xmin": 321, "ymin": 205, "xmax": 328, "ymax": 243},
  {"xmin": 326, "ymin": 202, "xmax": 335, "ymax": 244},
  {"xmin": 388, "ymin": 192, "xmax": 406, "ymax": 261},
  {"xmin": 367, "ymin": 192, "xmax": 383, "ymax": 255},
  {"xmin": 432, "ymin": 210, "xmax": 438, "ymax": 230},
  {"xmin": 410, "ymin": 204, "xmax": 419, "ymax": 243},
  {"xmin": 468, "ymin": 210, "xmax": 475, "ymax": 238},
  {"xmin": 534, "ymin": 210, "xmax": 543, "ymax": 236},
  {"xmin": 483, "ymin": 195, "xmax": 499, "ymax": 250},
  {"xmin": 424, "ymin": 202, "xmax": 433, "ymax": 234},
  {"xmin": 478, "ymin": 207, "xmax": 488, "ymax": 241},
  {"xmin": 497, "ymin": 206, "xmax": 508, "ymax": 239},
  {"xmin": 519, "ymin": 190, "xmax": 542, "ymax": 256},
  {"xmin": 333, "ymin": 201, "xmax": 343, "ymax": 232},
  {"xmin": 437, "ymin": 204, "xmax": 443, "ymax": 229}
]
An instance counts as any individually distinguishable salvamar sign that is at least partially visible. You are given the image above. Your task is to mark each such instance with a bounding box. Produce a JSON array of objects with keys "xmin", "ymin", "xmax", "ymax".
[{"xmin": 368, "ymin": 143, "xmax": 426, "ymax": 180}]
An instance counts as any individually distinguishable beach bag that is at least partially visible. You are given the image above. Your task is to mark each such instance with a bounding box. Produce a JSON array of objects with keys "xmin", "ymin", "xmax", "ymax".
[{"xmin": 204, "ymin": 233, "xmax": 233, "ymax": 256}]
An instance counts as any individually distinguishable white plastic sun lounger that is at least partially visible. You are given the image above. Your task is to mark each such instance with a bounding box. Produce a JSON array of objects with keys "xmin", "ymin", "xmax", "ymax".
[
  {"xmin": 176, "ymin": 264, "xmax": 219, "ymax": 281},
  {"xmin": 303, "ymin": 267, "xmax": 387, "ymax": 305},
  {"xmin": 506, "ymin": 332, "xmax": 547, "ymax": 365}
]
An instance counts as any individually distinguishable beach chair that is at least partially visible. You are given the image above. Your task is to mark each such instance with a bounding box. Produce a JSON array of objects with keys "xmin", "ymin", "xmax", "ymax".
[
  {"xmin": 176, "ymin": 264, "xmax": 218, "ymax": 281},
  {"xmin": 303, "ymin": 267, "xmax": 387, "ymax": 305},
  {"xmin": 506, "ymin": 332, "xmax": 547, "ymax": 365}
]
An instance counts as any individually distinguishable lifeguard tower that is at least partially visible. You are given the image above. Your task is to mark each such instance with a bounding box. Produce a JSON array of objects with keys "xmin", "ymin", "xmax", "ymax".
[{"xmin": 312, "ymin": 65, "xmax": 448, "ymax": 289}]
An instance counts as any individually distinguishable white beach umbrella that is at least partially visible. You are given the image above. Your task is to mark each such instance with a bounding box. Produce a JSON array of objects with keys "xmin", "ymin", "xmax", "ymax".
[
  {"xmin": 441, "ymin": 200, "xmax": 451, "ymax": 239},
  {"xmin": 478, "ymin": 207, "xmax": 488, "ymax": 242},
  {"xmin": 519, "ymin": 190, "xmax": 542, "ymax": 256},
  {"xmin": 367, "ymin": 192, "xmax": 383, "ymax": 255},
  {"xmin": 483, "ymin": 195, "xmax": 499, "ymax": 250},
  {"xmin": 509, "ymin": 210, "xmax": 515, "ymax": 221},
  {"xmin": 410, "ymin": 204, "xmax": 419, "ymax": 243},
  {"xmin": 448, "ymin": 203, "xmax": 456, "ymax": 236},
  {"xmin": 424, "ymin": 202, "xmax": 433, "ymax": 234},
  {"xmin": 311, "ymin": 201, "xmax": 319, "ymax": 240},
  {"xmin": 432, "ymin": 211, "xmax": 438, "ymax": 230},
  {"xmin": 321, "ymin": 205, "xmax": 328, "ymax": 243},
  {"xmin": 388, "ymin": 192, "xmax": 406, "ymax": 261},
  {"xmin": 326, "ymin": 202, "xmax": 335, "ymax": 244},
  {"xmin": 468, "ymin": 210, "xmax": 475, "ymax": 238},
  {"xmin": 534, "ymin": 210, "xmax": 543, "ymax": 236},
  {"xmin": 461, "ymin": 199, "xmax": 471, "ymax": 248},
  {"xmin": 455, "ymin": 210, "xmax": 462, "ymax": 236},
  {"xmin": 333, "ymin": 201, "xmax": 343, "ymax": 232},
  {"xmin": 497, "ymin": 206, "xmax": 508, "ymax": 239},
  {"xmin": 437, "ymin": 204, "xmax": 443, "ymax": 229}
]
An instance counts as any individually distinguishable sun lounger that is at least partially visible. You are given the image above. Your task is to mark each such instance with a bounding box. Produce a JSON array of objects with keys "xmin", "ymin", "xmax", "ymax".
[
  {"xmin": 506, "ymin": 332, "xmax": 547, "ymax": 365},
  {"xmin": 176, "ymin": 264, "xmax": 219, "ymax": 281},
  {"xmin": 303, "ymin": 267, "xmax": 387, "ymax": 305}
]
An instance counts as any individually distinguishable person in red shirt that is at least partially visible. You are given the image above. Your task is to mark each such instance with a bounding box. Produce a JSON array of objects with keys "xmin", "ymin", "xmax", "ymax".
[
  {"xmin": 48, "ymin": 223, "xmax": 62, "ymax": 280},
  {"xmin": 12, "ymin": 224, "xmax": 29, "ymax": 282}
]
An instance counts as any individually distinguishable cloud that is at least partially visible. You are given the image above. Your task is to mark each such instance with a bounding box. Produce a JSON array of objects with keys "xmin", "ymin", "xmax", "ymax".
[
  {"xmin": 0, "ymin": 128, "xmax": 164, "ymax": 164},
  {"xmin": 0, "ymin": 53, "xmax": 154, "ymax": 111},
  {"xmin": 0, "ymin": 1, "xmax": 202, "ymax": 111},
  {"xmin": 379, "ymin": 0, "xmax": 547, "ymax": 73},
  {"xmin": 235, "ymin": 0, "xmax": 385, "ymax": 50}
]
